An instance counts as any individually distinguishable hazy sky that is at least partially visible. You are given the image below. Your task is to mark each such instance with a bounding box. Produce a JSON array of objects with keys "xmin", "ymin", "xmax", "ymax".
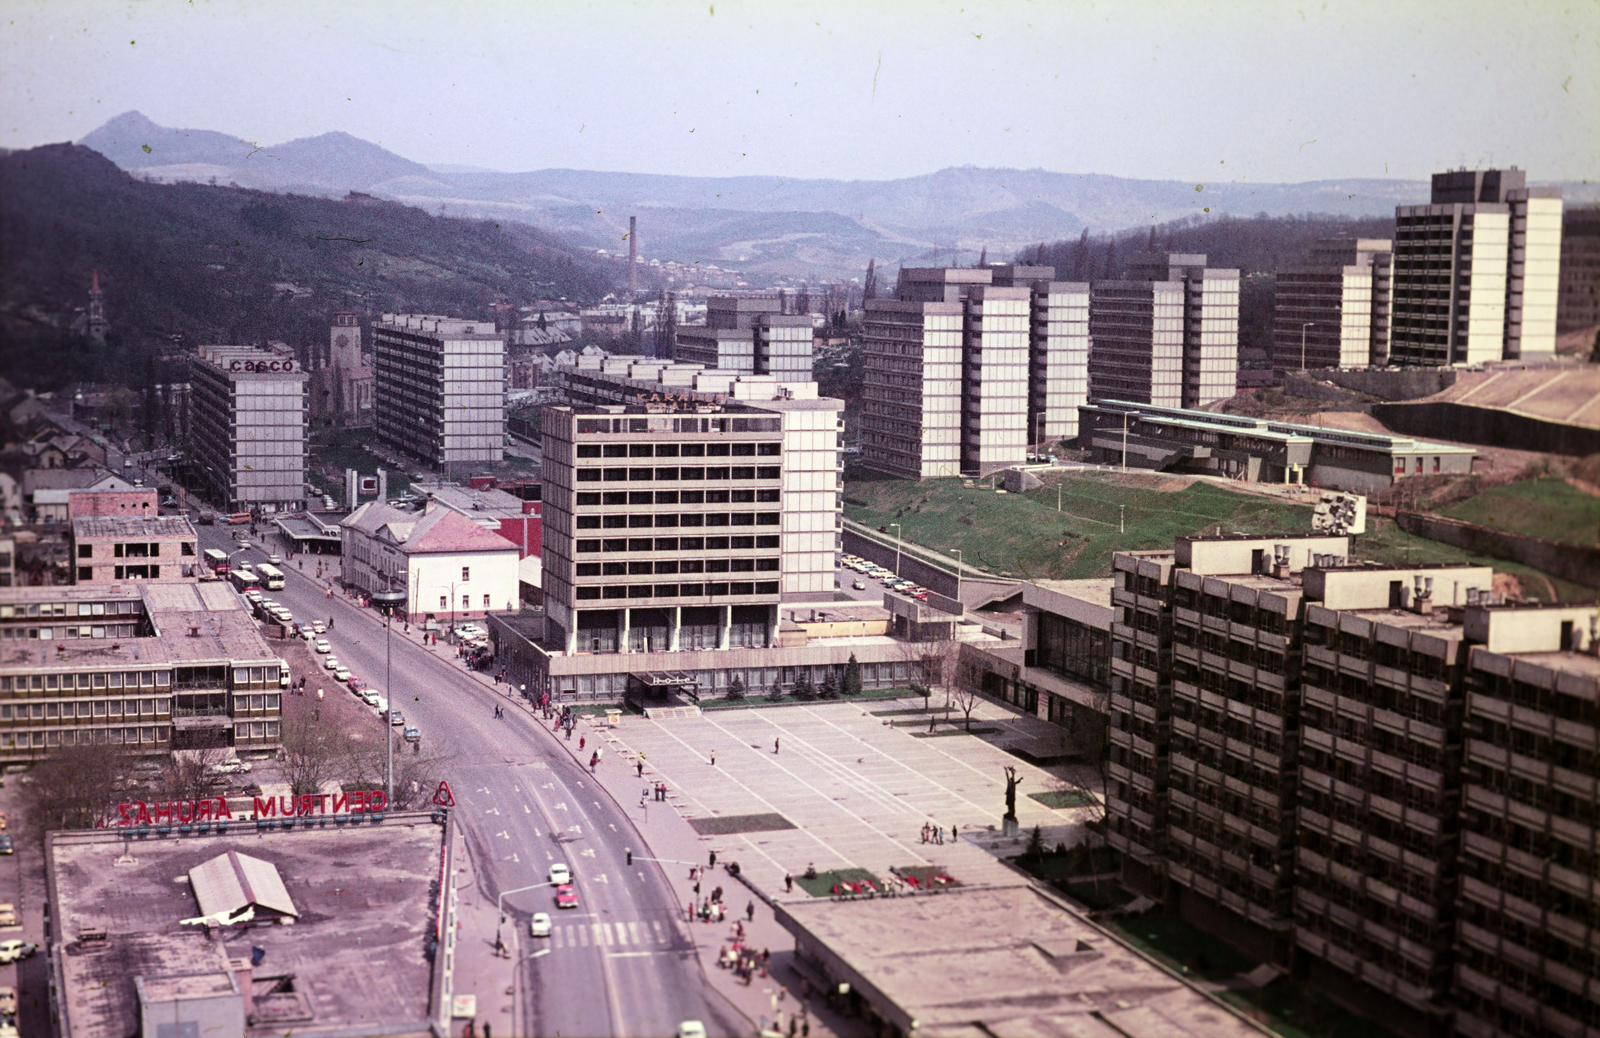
[{"xmin": 4, "ymin": 0, "xmax": 1596, "ymax": 184}]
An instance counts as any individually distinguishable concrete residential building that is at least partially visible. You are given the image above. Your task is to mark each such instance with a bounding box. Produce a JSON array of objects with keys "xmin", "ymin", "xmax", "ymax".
[
  {"xmin": 674, "ymin": 296, "xmax": 814, "ymax": 381},
  {"xmin": 72, "ymin": 515, "xmax": 199, "ymax": 584},
  {"xmin": 1389, "ymin": 169, "xmax": 1564, "ymax": 366},
  {"xmin": 1089, "ymin": 253, "xmax": 1240, "ymax": 410},
  {"xmin": 1558, "ymin": 205, "xmax": 1600, "ymax": 335},
  {"xmin": 0, "ymin": 581, "xmax": 289, "ymax": 760},
  {"xmin": 372, "ymin": 313, "xmax": 506, "ymax": 477},
  {"xmin": 1274, "ymin": 238, "xmax": 1393, "ymax": 370},
  {"xmin": 188, "ymin": 345, "xmax": 308, "ymax": 514},
  {"xmin": 1078, "ymin": 400, "xmax": 1476, "ymax": 491},
  {"xmin": 339, "ymin": 501, "xmax": 520, "ymax": 624},
  {"xmin": 860, "ymin": 266, "xmax": 1089, "ymax": 480}
]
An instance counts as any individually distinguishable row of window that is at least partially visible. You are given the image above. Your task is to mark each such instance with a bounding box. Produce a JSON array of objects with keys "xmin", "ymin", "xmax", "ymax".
[
  {"xmin": 575, "ymin": 466, "xmax": 781, "ymax": 482},
  {"xmin": 1, "ymin": 726, "xmax": 170, "ymax": 749},
  {"xmin": 572, "ymin": 489, "xmax": 778, "ymax": 507},
  {"xmin": 2, "ymin": 698, "xmax": 168, "ymax": 720},
  {"xmin": 574, "ymin": 582, "xmax": 780, "ymax": 600},
  {"xmin": 575, "ymin": 558, "xmax": 779, "ymax": 577},
  {"xmin": 576, "ymin": 441, "xmax": 780, "ymax": 458},
  {"xmin": 0, "ymin": 600, "xmax": 142, "ymax": 619},
  {"xmin": 2, "ymin": 623, "xmax": 141, "ymax": 642},
  {"xmin": 575, "ymin": 533, "xmax": 781, "ymax": 554},
  {"xmin": 0, "ymin": 664, "xmax": 280, "ymax": 692},
  {"xmin": 575, "ymin": 511, "xmax": 780, "ymax": 530}
]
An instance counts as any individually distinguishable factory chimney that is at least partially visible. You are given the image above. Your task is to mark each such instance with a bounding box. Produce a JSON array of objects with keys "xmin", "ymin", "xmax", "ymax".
[{"xmin": 627, "ymin": 215, "xmax": 638, "ymax": 303}]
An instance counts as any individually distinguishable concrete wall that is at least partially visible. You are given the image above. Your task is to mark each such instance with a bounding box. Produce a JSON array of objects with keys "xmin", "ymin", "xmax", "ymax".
[
  {"xmin": 1317, "ymin": 369, "xmax": 1457, "ymax": 401},
  {"xmin": 1395, "ymin": 511, "xmax": 1600, "ymax": 588},
  {"xmin": 1373, "ymin": 401, "xmax": 1600, "ymax": 457}
]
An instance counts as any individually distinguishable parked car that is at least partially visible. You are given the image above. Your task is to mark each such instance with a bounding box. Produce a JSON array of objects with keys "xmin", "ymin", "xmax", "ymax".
[
  {"xmin": 852, "ymin": 579, "xmax": 866, "ymax": 590},
  {"xmin": 0, "ymin": 810, "xmax": 7, "ymax": 830},
  {"xmin": 313, "ymin": 639, "xmax": 331, "ymax": 654},
  {"xmin": 360, "ymin": 690, "xmax": 380, "ymax": 707},
  {"xmin": 0, "ymin": 903, "xmax": 15, "ymax": 927},
  {"xmin": 267, "ymin": 553, "xmax": 282, "ymax": 564},
  {"xmin": 529, "ymin": 911, "xmax": 552, "ymax": 937},
  {"xmin": 0, "ymin": 835, "xmax": 13, "ymax": 855},
  {"xmin": 388, "ymin": 709, "xmax": 404, "ymax": 726},
  {"xmin": 548, "ymin": 862, "xmax": 571, "ymax": 884},
  {"xmin": 554, "ymin": 884, "xmax": 579, "ymax": 909},
  {"xmin": 323, "ymin": 656, "xmax": 340, "ymax": 671},
  {"xmin": 345, "ymin": 673, "xmax": 362, "ymax": 689},
  {"xmin": 311, "ymin": 622, "xmax": 326, "ymax": 635},
  {"xmin": 0, "ymin": 985, "xmax": 15, "ymax": 1015},
  {"xmin": 403, "ymin": 725, "xmax": 421, "ymax": 743},
  {"xmin": 678, "ymin": 1023, "xmax": 708, "ymax": 1038},
  {"xmin": 0, "ymin": 941, "xmax": 34, "ymax": 964},
  {"xmin": 332, "ymin": 667, "xmax": 351, "ymax": 682},
  {"xmin": 209, "ymin": 759, "xmax": 251, "ymax": 774}
]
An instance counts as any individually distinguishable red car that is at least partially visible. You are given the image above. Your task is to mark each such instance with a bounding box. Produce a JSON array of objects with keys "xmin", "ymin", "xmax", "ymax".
[
  {"xmin": 346, "ymin": 674, "xmax": 362, "ymax": 689},
  {"xmin": 555, "ymin": 884, "xmax": 579, "ymax": 909}
]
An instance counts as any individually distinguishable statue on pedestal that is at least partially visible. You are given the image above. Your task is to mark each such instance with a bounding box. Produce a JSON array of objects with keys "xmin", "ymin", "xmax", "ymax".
[{"xmin": 1002, "ymin": 765, "xmax": 1022, "ymax": 838}]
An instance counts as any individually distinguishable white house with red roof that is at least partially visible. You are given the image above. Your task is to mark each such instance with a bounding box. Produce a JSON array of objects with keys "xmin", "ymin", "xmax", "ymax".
[{"xmin": 339, "ymin": 500, "xmax": 520, "ymax": 624}]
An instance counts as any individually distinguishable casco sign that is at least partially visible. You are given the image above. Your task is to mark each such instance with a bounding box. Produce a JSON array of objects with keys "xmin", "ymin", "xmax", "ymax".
[{"xmin": 228, "ymin": 359, "xmax": 297, "ymax": 373}]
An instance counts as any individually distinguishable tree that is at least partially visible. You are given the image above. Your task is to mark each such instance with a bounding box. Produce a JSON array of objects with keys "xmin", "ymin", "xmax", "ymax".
[
  {"xmin": 725, "ymin": 675, "xmax": 746, "ymax": 701},
  {"xmin": 842, "ymin": 653, "xmax": 863, "ymax": 696},
  {"xmin": 279, "ymin": 711, "xmax": 354, "ymax": 797},
  {"xmin": 791, "ymin": 671, "xmax": 816, "ymax": 701},
  {"xmin": 21, "ymin": 741, "xmax": 137, "ymax": 833},
  {"xmin": 155, "ymin": 746, "xmax": 231, "ymax": 805},
  {"xmin": 765, "ymin": 681, "xmax": 786, "ymax": 703},
  {"xmin": 818, "ymin": 670, "xmax": 839, "ymax": 700},
  {"xmin": 1026, "ymin": 823, "xmax": 1045, "ymax": 862}
]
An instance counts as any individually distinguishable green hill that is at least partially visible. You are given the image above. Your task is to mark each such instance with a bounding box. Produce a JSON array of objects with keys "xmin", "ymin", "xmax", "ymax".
[{"xmin": 0, "ymin": 143, "xmax": 613, "ymax": 391}]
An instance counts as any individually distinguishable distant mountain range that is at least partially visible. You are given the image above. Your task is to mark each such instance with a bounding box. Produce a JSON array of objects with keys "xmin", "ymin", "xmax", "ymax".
[{"xmin": 78, "ymin": 111, "xmax": 1598, "ymax": 281}]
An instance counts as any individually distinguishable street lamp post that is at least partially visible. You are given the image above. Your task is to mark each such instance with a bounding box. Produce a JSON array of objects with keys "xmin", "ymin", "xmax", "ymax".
[
  {"xmin": 949, "ymin": 549, "xmax": 963, "ymax": 611},
  {"xmin": 1300, "ymin": 322, "xmax": 1315, "ymax": 372},
  {"xmin": 493, "ymin": 880, "xmax": 558, "ymax": 955},
  {"xmin": 1121, "ymin": 411, "xmax": 1140, "ymax": 473},
  {"xmin": 889, "ymin": 523, "xmax": 902, "ymax": 578}
]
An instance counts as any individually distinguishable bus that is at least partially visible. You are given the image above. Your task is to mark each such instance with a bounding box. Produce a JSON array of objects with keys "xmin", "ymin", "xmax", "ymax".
[
  {"xmin": 256, "ymin": 563, "xmax": 286, "ymax": 590},
  {"xmin": 229, "ymin": 568, "xmax": 260, "ymax": 593},
  {"xmin": 203, "ymin": 548, "xmax": 231, "ymax": 576}
]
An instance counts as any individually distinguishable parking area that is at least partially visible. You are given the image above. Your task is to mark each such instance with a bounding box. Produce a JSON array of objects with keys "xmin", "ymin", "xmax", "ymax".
[{"xmin": 833, "ymin": 554, "xmax": 933, "ymax": 604}]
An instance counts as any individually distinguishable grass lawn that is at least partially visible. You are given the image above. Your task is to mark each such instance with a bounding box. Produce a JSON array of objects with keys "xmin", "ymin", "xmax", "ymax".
[
  {"xmin": 844, "ymin": 473, "xmax": 1314, "ymax": 580},
  {"xmin": 793, "ymin": 867, "xmax": 881, "ymax": 898},
  {"xmin": 1219, "ymin": 982, "xmax": 1402, "ymax": 1038},
  {"xmin": 911, "ymin": 726, "xmax": 1001, "ymax": 738},
  {"xmin": 1107, "ymin": 912, "xmax": 1255, "ymax": 982},
  {"xmin": 1028, "ymin": 789, "xmax": 1099, "ymax": 809},
  {"xmin": 1012, "ymin": 844, "xmax": 1121, "ymax": 880},
  {"xmin": 1440, "ymin": 477, "xmax": 1600, "ymax": 546},
  {"xmin": 1060, "ymin": 879, "xmax": 1136, "ymax": 911}
]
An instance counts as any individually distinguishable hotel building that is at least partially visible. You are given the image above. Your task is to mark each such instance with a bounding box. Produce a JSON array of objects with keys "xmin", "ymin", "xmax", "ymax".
[
  {"xmin": 372, "ymin": 314, "xmax": 506, "ymax": 476},
  {"xmin": 188, "ymin": 345, "xmax": 308, "ymax": 514},
  {"xmin": 1389, "ymin": 169, "xmax": 1563, "ymax": 366}
]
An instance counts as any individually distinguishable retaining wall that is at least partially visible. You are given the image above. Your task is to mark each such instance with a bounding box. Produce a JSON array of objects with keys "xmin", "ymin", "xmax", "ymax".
[
  {"xmin": 1395, "ymin": 511, "xmax": 1600, "ymax": 588},
  {"xmin": 1373, "ymin": 402, "xmax": 1600, "ymax": 457}
]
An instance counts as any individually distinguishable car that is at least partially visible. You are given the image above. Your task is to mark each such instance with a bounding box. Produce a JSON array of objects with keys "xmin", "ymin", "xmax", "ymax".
[
  {"xmin": 388, "ymin": 709, "xmax": 404, "ymax": 726},
  {"xmin": 267, "ymin": 553, "xmax": 282, "ymax": 564},
  {"xmin": 209, "ymin": 759, "xmax": 251, "ymax": 774},
  {"xmin": 313, "ymin": 639, "xmax": 331, "ymax": 654},
  {"xmin": 311, "ymin": 622, "xmax": 326, "ymax": 635},
  {"xmin": 245, "ymin": 590, "xmax": 264, "ymax": 603},
  {"xmin": 529, "ymin": 911, "xmax": 552, "ymax": 937},
  {"xmin": 0, "ymin": 941, "xmax": 34, "ymax": 964},
  {"xmin": 403, "ymin": 725, "xmax": 421, "ymax": 743},
  {"xmin": 323, "ymin": 655, "xmax": 340, "ymax": 670},
  {"xmin": 678, "ymin": 1022, "xmax": 708, "ymax": 1038},
  {"xmin": 0, "ymin": 836, "xmax": 12, "ymax": 856},
  {"xmin": 132, "ymin": 760, "xmax": 164, "ymax": 773},
  {"xmin": 235, "ymin": 538, "xmax": 250, "ymax": 548},
  {"xmin": 851, "ymin": 579, "xmax": 866, "ymax": 590},
  {"xmin": 333, "ymin": 667, "xmax": 351, "ymax": 682},
  {"xmin": 554, "ymin": 884, "xmax": 579, "ymax": 909},
  {"xmin": 345, "ymin": 673, "xmax": 362, "ymax": 689},
  {"xmin": 548, "ymin": 862, "xmax": 571, "ymax": 884},
  {"xmin": 0, "ymin": 903, "xmax": 14, "ymax": 927},
  {"xmin": 0, "ymin": 985, "xmax": 14, "ymax": 1015},
  {"xmin": 360, "ymin": 691, "xmax": 380, "ymax": 707}
]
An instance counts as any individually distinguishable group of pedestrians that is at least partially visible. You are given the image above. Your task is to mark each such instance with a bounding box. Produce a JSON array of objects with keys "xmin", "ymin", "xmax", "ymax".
[{"xmin": 920, "ymin": 821, "xmax": 958, "ymax": 845}]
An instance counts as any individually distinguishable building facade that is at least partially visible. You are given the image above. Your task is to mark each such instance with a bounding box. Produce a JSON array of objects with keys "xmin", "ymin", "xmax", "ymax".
[
  {"xmin": 1089, "ymin": 254, "xmax": 1240, "ymax": 411},
  {"xmin": 1389, "ymin": 169, "xmax": 1563, "ymax": 366},
  {"xmin": 0, "ymin": 581, "xmax": 288, "ymax": 761},
  {"xmin": 72, "ymin": 516, "xmax": 200, "ymax": 584},
  {"xmin": 1274, "ymin": 238, "xmax": 1393, "ymax": 370},
  {"xmin": 339, "ymin": 501, "xmax": 521, "ymax": 624},
  {"xmin": 372, "ymin": 314, "xmax": 506, "ymax": 476},
  {"xmin": 1558, "ymin": 205, "xmax": 1600, "ymax": 336},
  {"xmin": 308, "ymin": 311, "xmax": 374, "ymax": 426},
  {"xmin": 188, "ymin": 345, "xmax": 308, "ymax": 514}
]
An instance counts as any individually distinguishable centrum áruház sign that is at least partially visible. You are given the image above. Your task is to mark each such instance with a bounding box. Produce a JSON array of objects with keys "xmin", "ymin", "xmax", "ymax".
[{"xmin": 116, "ymin": 790, "xmax": 389, "ymax": 827}]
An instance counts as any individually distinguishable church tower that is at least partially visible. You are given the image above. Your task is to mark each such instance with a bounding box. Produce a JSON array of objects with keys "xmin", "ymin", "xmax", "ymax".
[
  {"xmin": 330, "ymin": 312, "xmax": 361, "ymax": 370},
  {"xmin": 87, "ymin": 269, "xmax": 109, "ymax": 341}
]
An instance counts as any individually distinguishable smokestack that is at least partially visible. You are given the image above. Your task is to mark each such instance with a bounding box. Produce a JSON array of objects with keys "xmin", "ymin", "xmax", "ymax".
[{"xmin": 628, "ymin": 215, "xmax": 638, "ymax": 303}]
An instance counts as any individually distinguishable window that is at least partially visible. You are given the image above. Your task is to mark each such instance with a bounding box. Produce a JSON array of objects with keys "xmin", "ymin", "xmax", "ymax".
[
  {"xmin": 577, "ymin": 444, "xmax": 602, "ymax": 458},
  {"xmin": 576, "ymin": 539, "xmax": 601, "ymax": 553},
  {"xmin": 440, "ymin": 596, "xmax": 448, "ymax": 609},
  {"xmin": 78, "ymin": 567, "xmax": 92, "ymax": 581},
  {"xmin": 462, "ymin": 595, "xmax": 470, "ymax": 610},
  {"xmin": 577, "ymin": 470, "xmax": 602, "ymax": 482},
  {"xmin": 78, "ymin": 544, "xmax": 92, "ymax": 559},
  {"xmin": 483, "ymin": 595, "xmax": 490, "ymax": 608},
  {"xmin": 462, "ymin": 566, "xmax": 471, "ymax": 582}
]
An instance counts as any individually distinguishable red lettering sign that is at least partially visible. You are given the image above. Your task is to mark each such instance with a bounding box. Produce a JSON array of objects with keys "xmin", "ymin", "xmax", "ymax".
[{"xmin": 112, "ymin": 791, "xmax": 379, "ymax": 826}]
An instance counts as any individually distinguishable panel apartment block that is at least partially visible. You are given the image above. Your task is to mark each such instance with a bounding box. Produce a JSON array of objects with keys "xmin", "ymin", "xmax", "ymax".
[
  {"xmin": 1390, "ymin": 169, "xmax": 1563, "ymax": 366},
  {"xmin": 674, "ymin": 297, "xmax": 813, "ymax": 382},
  {"xmin": 958, "ymin": 286, "xmax": 1030, "ymax": 475},
  {"xmin": 860, "ymin": 299, "xmax": 963, "ymax": 480},
  {"xmin": 1273, "ymin": 238, "xmax": 1393, "ymax": 370},
  {"xmin": 1022, "ymin": 279, "xmax": 1091, "ymax": 441},
  {"xmin": 373, "ymin": 314, "xmax": 505, "ymax": 476},
  {"xmin": 1090, "ymin": 254, "xmax": 1239, "ymax": 411},
  {"xmin": 188, "ymin": 345, "xmax": 308, "ymax": 514}
]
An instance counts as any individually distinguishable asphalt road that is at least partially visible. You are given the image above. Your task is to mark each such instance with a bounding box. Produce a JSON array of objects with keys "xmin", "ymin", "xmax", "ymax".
[{"xmin": 197, "ymin": 526, "xmax": 742, "ymax": 1038}]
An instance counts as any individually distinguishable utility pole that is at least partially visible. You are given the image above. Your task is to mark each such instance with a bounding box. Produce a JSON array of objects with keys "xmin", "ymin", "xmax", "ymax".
[
  {"xmin": 1300, "ymin": 322, "xmax": 1314, "ymax": 372},
  {"xmin": 889, "ymin": 523, "xmax": 902, "ymax": 578},
  {"xmin": 1120, "ymin": 504, "xmax": 1126, "ymax": 534}
]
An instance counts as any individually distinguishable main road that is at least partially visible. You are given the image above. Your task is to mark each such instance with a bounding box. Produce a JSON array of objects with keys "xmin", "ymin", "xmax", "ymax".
[{"xmin": 198, "ymin": 526, "xmax": 742, "ymax": 1038}]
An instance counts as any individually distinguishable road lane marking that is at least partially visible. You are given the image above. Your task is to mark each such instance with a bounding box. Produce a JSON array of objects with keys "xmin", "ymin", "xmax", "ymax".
[
  {"xmin": 529, "ymin": 948, "xmax": 550, "ymax": 959},
  {"xmin": 607, "ymin": 950, "xmax": 673, "ymax": 958},
  {"xmin": 628, "ymin": 921, "xmax": 641, "ymax": 944}
]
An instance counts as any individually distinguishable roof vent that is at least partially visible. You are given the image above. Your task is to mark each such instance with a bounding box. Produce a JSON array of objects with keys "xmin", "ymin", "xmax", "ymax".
[{"xmin": 189, "ymin": 625, "xmax": 201, "ymax": 637}]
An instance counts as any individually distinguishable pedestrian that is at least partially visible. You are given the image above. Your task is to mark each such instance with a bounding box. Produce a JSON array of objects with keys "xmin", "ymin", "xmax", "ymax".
[
  {"xmin": 785, "ymin": 873, "xmax": 794, "ymax": 893},
  {"xmin": 951, "ymin": 823, "xmax": 958, "ymax": 842},
  {"xmin": 589, "ymin": 752, "xmax": 597, "ymax": 772},
  {"xmin": 789, "ymin": 1018, "xmax": 798, "ymax": 1038},
  {"xmin": 579, "ymin": 736, "xmax": 585, "ymax": 752},
  {"xmin": 746, "ymin": 900, "xmax": 755, "ymax": 921},
  {"xmin": 596, "ymin": 747, "xmax": 604, "ymax": 763},
  {"xmin": 920, "ymin": 822, "xmax": 928, "ymax": 844},
  {"xmin": 636, "ymin": 759, "xmax": 644, "ymax": 778},
  {"xmin": 710, "ymin": 750, "xmax": 716, "ymax": 766},
  {"xmin": 693, "ymin": 881, "xmax": 701, "ymax": 896},
  {"xmin": 774, "ymin": 736, "xmax": 780, "ymax": 754},
  {"xmin": 709, "ymin": 849, "xmax": 717, "ymax": 868},
  {"xmin": 690, "ymin": 866, "xmax": 697, "ymax": 881}
]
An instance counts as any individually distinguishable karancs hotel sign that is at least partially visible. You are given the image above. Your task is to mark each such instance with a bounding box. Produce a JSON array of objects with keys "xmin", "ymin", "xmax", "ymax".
[{"xmin": 115, "ymin": 790, "xmax": 388, "ymax": 826}]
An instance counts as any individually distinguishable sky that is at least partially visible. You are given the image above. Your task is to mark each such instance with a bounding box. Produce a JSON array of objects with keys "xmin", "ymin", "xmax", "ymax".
[{"xmin": 3, "ymin": 0, "xmax": 1597, "ymax": 185}]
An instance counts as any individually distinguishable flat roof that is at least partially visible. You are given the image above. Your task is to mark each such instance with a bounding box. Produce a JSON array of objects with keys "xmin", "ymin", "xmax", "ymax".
[
  {"xmin": 47, "ymin": 816, "xmax": 445, "ymax": 1038},
  {"xmin": 778, "ymin": 884, "xmax": 1262, "ymax": 1038},
  {"xmin": 1088, "ymin": 400, "xmax": 1476, "ymax": 455}
]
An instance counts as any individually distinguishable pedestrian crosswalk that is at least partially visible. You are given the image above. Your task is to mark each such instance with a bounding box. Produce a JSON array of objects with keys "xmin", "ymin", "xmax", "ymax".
[{"xmin": 543, "ymin": 917, "xmax": 676, "ymax": 951}]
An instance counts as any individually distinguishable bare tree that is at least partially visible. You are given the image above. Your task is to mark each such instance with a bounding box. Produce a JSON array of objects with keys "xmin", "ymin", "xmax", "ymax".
[
  {"xmin": 20, "ymin": 741, "xmax": 139, "ymax": 834},
  {"xmin": 155, "ymin": 746, "xmax": 232, "ymax": 804},
  {"xmin": 279, "ymin": 711, "xmax": 355, "ymax": 796},
  {"xmin": 344, "ymin": 730, "xmax": 456, "ymax": 811}
]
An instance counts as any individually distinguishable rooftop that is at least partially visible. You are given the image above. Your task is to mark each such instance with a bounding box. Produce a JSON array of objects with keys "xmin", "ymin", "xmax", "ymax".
[
  {"xmin": 778, "ymin": 884, "xmax": 1263, "ymax": 1038},
  {"xmin": 72, "ymin": 515, "xmax": 197, "ymax": 539},
  {"xmin": 1090, "ymin": 399, "xmax": 1476, "ymax": 455},
  {"xmin": 47, "ymin": 816, "xmax": 445, "ymax": 1038}
]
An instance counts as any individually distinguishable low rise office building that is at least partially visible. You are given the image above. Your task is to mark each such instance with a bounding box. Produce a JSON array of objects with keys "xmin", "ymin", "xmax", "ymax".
[{"xmin": 674, "ymin": 296, "xmax": 814, "ymax": 381}]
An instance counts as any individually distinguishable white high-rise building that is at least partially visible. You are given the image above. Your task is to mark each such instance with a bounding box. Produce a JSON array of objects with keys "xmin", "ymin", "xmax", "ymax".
[
  {"xmin": 1389, "ymin": 168, "xmax": 1563, "ymax": 366},
  {"xmin": 1274, "ymin": 238, "xmax": 1393, "ymax": 370},
  {"xmin": 372, "ymin": 314, "xmax": 506, "ymax": 477},
  {"xmin": 188, "ymin": 345, "xmax": 307, "ymax": 514},
  {"xmin": 1089, "ymin": 254, "xmax": 1239, "ymax": 411}
]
